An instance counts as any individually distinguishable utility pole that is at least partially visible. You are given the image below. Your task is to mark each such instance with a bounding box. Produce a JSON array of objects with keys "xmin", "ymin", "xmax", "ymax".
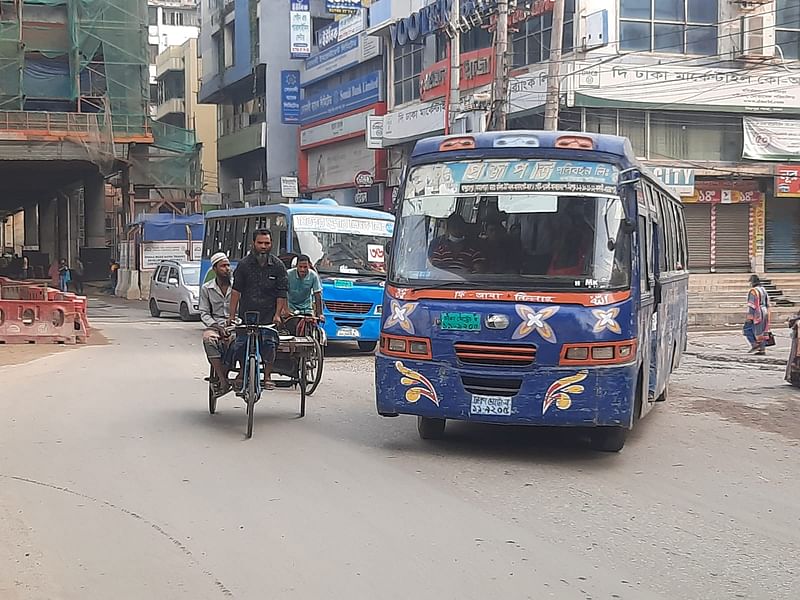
[
  {"xmin": 489, "ymin": 0, "xmax": 509, "ymax": 131},
  {"xmin": 447, "ymin": 0, "xmax": 461, "ymax": 134},
  {"xmin": 544, "ymin": 0, "xmax": 565, "ymax": 130}
]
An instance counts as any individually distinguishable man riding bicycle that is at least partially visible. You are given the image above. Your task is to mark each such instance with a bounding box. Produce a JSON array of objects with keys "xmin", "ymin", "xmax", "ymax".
[
  {"xmin": 229, "ymin": 229, "xmax": 289, "ymax": 390},
  {"xmin": 200, "ymin": 252, "xmax": 233, "ymax": 396},
  {"xmin": 286, "ymin": 254, "xmax": 324, "ymax": 335}
]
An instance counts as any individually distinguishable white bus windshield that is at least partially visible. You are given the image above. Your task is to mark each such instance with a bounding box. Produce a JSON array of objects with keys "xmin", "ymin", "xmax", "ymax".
[
  {"xmin": 391, "ymin": 159, "xmax": 631, "ymax": 291},
  {"xmin": 293, "ymin": 214, "xmax": 394, "ymax": 277}
]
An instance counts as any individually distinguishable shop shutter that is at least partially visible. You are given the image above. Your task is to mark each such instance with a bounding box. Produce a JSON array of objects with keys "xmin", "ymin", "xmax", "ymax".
[
  {"xmin": 715, "ymin": 204, "xmax": 751, "ymax": 272},
  {"xmin": 684, "ymin": 203, "xmax": 711, "ymax": 272},
  {"xmin": 765, "ymin": 198, "xmax": 800, "ymax": 272}
]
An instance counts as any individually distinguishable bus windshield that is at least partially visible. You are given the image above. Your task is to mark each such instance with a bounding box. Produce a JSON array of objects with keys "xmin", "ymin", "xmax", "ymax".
[
  {"xmin": 391, "ymin": 160, "xmax": 631, "ymax": 291},
  {"xmin": 292, "ymin": 214, "xmax": 393, "ymax": 277}
]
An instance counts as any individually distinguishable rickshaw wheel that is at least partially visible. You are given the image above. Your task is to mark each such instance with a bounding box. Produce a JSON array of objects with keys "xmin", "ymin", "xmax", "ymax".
[{"xmin": 298, "ymin": 357, "xmax": 307, "ymax": 418}]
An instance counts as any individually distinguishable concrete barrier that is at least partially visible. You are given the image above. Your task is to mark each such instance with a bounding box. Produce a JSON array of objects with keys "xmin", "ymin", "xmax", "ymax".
[
  {"xmin": 125, "ymin": 270, "xmax": 141, "ymax": 301},
  {"xmin": 140, "ymin": 270, "xmax": 153, "ymax": 299},
  {"xmin": 115, "ymin": 269, "xmax": 130, "ymax": 297}
]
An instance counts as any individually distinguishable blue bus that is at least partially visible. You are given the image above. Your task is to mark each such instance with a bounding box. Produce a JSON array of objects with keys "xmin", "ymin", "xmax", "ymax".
[
  {"xmin": 201, "ymin": 200, "xmax": 395, "ymax": 351},
  {"xmin": 375, "ymin": 131, "xmax": 688, "ymax": 451}
]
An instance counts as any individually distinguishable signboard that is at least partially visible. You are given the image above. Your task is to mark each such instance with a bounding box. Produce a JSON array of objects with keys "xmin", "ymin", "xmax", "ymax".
[
  {"xmin": 192, "ymin": 241, "xmax": 203, "ymax": 261},
  {"xmin": 293, "ymin": 214, "xmax": 394, "ymax": 237},
  {"xmin": 573, "ymin": 62, "xmax": 800, "ymax": 113},
  {"xmin": 290, "ymin": 9, "xmax": 312, "ymax": 59},
  {"xmin": 280, "ymin": 70, "xmax": 301, "ymax": 124},
  {"xmin": 316, "ymin": 10, "xmax": 365, "ymax": 50},
  {"xmin": 508, "ymin": 69, "xmax": 548, "ymax": 113},
  {"xmin": 776, "ymin": 165, "xmax": 800, "ymax": 198},
  {"xmin": 201, "ymin": 192, "xmax": 222, "ymax": 206},
  {"xmin": 407, "ymin": 160, "xmax": 620, "ymax": 197},
  {"xmin": 300, "ymin": 71, "xmax": 381, "ymax": 125},
  {"xmin": 743, "ymin": 117, "xmax": 800, "ymax": 160},
  {"xmin": 303, "ymin": 33, "xmax": 380, "ymax": 86},
  {"xmin": 367, "ymin": 243, "xmax": 385, "ymax": 263},
  {"xmin": 308, "ymin": 137, "xmax": 374, "ymax": 189},
  {"xmin": 300, "ymin": 108, "xmax": 373, "ymax": 149},
  {"xmin": 650, "ymin": 166, "xmax": 695, "ymax": 197},
  {"xmin": 420, "ymin": 47, "xmax": 494, "ymax": 101},
  {"xmin": 354, "ymin": 170, "xmax": 374, "ymax": 189},
  {"xmin": 327, "ymin": 0, "xmax": 361, "ymax": 15},
  {"xmin": 140, "ymin": 241, "xmax": 191, "ymax": 270},
  {"xmin": 281, "ymin": 176, "xmax": 300, "ymax": 198},
  {"xmin": 684, "ymin": 180, "xmax": 764, "ymax": 204},
  {"xmin": 355, "ymin": 184, "xmax": 383, "ymax": 208},
  {"xmin": 382, "ymin": 99, "xmax": 445, "ymax": 143},
  {"xmin": 366, "ymin": 115, "xmax": 384, "ymax": 149}
]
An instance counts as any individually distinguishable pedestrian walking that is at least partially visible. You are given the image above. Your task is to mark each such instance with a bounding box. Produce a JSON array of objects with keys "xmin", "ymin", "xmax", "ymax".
[
  {"xmin": 58, "ymin": 258, "xmax": 71, "ymax": 293},
  {"xmin": 73, "ymin": 258, "xmax": 85, "ymax": 294},
  {"xmin": 744, "ymin": 274, "xmax": 772, "ymax": 355}
]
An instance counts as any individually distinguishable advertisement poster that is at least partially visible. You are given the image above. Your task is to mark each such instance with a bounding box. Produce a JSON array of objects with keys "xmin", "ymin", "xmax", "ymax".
[{"xmin": 776, "ymin": 164, "xmax": 800, "ymax": 198}]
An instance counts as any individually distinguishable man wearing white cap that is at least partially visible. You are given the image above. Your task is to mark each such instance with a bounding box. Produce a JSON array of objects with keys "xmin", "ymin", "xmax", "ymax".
[{"xmin": 200, "ymin": 252, "xmax": 233, "ymax": 395}]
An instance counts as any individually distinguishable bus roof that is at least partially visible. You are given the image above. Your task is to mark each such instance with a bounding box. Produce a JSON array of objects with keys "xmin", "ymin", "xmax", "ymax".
[
  {"xmin": 411, "ymin": 130, "xmax": 637, "ymax": 163},
  {"xmin": 205, "ymin": 200, "xmax": 394, "ymax": 222}
]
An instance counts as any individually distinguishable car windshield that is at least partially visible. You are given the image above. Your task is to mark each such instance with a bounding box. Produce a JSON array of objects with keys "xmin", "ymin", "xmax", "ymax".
[
  {"xmin": 182, "ymin": 267, "xmax": 200, "ymax": 285},
  {"xmin": 292, "ymin": 214, "xmax": 393, "ymax": 276},
  {"xmin": 391, "ymin": 161, "xmax": 631, "ymax": 291}
]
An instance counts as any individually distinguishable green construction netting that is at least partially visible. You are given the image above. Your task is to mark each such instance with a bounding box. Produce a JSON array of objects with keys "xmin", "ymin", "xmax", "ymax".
[
  {"xmin": 130, "ymin": 149, "xmax": 201, "ymax": 190},
  {"xmin": 0, "ymin": 21, "xmax": 22, "ymax": 109},
  {"xmin": 151, "ymin": 120, "xmax": 198, "ymax": 153}
]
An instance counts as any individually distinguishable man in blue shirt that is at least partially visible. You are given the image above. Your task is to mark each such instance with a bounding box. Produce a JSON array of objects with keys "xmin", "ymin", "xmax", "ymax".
[{"xmin": 287, "ymin": 254, "xmax": 323, "ymax": 324}]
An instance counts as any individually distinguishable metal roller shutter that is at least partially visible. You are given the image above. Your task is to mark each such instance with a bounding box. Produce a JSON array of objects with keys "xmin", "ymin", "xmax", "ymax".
[
  {"xmin": 684, "ymin": 203, "xmax": 711, "ymax": 273},
  {"xmin": 765, "ymin": 198, "xmax": 800, "ymax": 272},
  {"xmin": 715, "ymin": 204, "xmax": 751, "ymax": 272}
]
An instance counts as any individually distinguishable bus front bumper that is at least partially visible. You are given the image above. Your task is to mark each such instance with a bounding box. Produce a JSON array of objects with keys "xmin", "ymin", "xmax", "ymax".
[{"xmin": 375, "ymin": 354, "xmax": 637, "ymax": 428}]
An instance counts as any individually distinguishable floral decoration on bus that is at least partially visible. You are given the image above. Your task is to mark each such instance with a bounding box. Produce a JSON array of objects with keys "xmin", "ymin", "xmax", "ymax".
[
  {"xmin": 543, "ymin": 371, "xmax": 588, "ymax": 415},
  {"xmin": 512, "ymin": 305, "xmax": 559, "ymax": 343},
  {"xmin": 591, "ymin": 308, "xmax": 622, "ymax": 335},
  {"xmin": 384, "ymin": 300, "xmax": 418, "ymax": 335},
  {"xmin": 395, "ymin": 361, "xmax": 439, "ymax": 407}
]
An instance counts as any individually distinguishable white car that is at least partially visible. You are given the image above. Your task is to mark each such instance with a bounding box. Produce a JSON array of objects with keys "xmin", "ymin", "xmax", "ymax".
[{"xmin": 149, "ymin": 260, "xmax": 201, "ymax": 321}]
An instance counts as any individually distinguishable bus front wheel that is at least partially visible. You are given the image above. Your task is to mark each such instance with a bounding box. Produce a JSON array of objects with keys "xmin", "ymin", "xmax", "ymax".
[
  {"xmin": 417, "ymin": 416, "xmax": 446, "ymax": 440},
  {"xmin": 589, "ymin": 427, "xmax": 627, "ymax": 453},
  {"xmin": 358, "ymin": 341, "xmax": 377, "ymax": 353}
]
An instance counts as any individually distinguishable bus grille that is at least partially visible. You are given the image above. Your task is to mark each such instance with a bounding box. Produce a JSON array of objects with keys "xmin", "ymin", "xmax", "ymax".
[
  {"xmin": 461, "ymin": 376, "xmax": 522, "ymax": 397},
  {"xmin": 325, "ymin": 301, "xmax": 373, "ymax": 314},
  {"xmin": 333, "ymin": 317, "xmax": 366, "ymax": 328},
  {"xmin": 454, "ymin": 343, "xmax": 537, "ymax": 367}
]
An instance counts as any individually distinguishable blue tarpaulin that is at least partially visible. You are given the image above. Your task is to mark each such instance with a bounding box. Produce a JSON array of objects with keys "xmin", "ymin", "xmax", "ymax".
[{"xmin": 132, "ymin": 214, "xmax": 204, "ymax": 242}]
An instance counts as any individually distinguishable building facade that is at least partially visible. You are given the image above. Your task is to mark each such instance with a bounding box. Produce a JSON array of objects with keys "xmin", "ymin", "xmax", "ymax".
[
  {"xmin": 367, "ymin": 0, "xmax": 800, "ymax": 272},
  {"xmin": 296, "ymin": 4, "xmax": 388, "ymax": 209},
  {"xmin": 198, "ymin": 0, "xmax": 302, "ymax": 206},
  {"xmin": 155, "ymin": 37, "xmax": 220, "ymax": 203}
]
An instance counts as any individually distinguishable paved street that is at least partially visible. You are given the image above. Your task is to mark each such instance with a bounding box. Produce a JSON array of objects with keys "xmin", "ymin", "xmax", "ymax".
[{"xmin": 1, "ymin": 299, "xmax": 798, "ymax": 600}]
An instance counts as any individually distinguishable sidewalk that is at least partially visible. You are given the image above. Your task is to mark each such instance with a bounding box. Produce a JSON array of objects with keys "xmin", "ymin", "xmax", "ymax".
[{"xmin": 686, "ymin": 329, "xmax": 790, "ymax": 367}]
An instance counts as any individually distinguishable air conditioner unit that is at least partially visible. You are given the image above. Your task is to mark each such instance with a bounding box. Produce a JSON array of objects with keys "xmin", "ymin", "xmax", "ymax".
[{"xmin": 740, "ymin": 12, "xmax": 774, "ymax": 58}]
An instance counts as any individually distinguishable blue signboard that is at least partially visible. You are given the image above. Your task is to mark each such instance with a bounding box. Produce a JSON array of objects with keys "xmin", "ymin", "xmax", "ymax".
[
  {"xmin": 281, "ymin": 70, "xmax": 301, "ymax": 124},
  {"xmin": 327, "ymin": 0, "xmax": 361, "ymax": 15},
  {"xmin": 300, "ymin": 71, "xmax": 381, "ymax": 125},
  {"xmin": 291, "ymin": 0, "xmax": 309, "ymax": 10}
]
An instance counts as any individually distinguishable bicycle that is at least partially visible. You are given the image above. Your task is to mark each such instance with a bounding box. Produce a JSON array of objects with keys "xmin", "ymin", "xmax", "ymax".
[
  {"xmin": 234, "ymin": 311, "xmax": 279, "ymax": 439},
  {"xmin": 282, "ymin": 313, "xmax": 324, "ymax": 396}
]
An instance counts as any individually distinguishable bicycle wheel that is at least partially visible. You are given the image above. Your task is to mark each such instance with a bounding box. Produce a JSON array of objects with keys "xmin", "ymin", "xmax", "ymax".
[
  {"xmin": 245, "ymin": 356, "xmax": 258, "ymax": 439},
  {"xmin": 299, "ymin": 357, "xmax": 307, "ymax": 418},
  {"xmin": 208, "ymin": 365, "xmax": 217, "ymax": 415},
  {"xmin": 304, "ymin": 336, "xmax": 324, "ymax": 396}
]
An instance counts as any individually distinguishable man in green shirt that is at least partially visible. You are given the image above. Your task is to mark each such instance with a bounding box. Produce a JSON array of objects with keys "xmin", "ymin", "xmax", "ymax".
[{"xmin": 287, "ymin": 254, "xmax": 323, "ymax": 320}]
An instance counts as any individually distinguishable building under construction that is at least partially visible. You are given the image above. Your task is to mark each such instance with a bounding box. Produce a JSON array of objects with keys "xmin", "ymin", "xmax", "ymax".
[{"xmin": 0, "ymin": 0, "xmax": 200, "ymax": 280}]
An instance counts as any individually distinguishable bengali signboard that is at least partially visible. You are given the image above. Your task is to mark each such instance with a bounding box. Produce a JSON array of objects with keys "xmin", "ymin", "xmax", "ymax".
[
  {"xmin": 280, "ymin": 70, "xmax": 301, "ymax": 124},
  {"xmin": 316, "ymin": 10, "xmax": 365, "ymax": 50},
  {"xmin": 300, "ymin": 71, "xmax": 381, "ymax": 125},
  {"xmin": 419, "ymin": 47, "xmax": 494, "ymax": 101},
  {"xmin": 776, "ymin": 165, "xmax": 800, "ymax": 198},
  {"xmin": 289, "ymin": 3, "xmax": 312, "ymax": 59},
  {"xmin": 382, "ymin": 99, "xmax": 446, "ymax": 143},
  {"xmin": 572, "ymin": 62, "xmax": 800, "ymax": 113},
  {"xmin": 743, "ymin": 117, "xmax": 800, "ymax": 161},
  {"xmin": 140, "ymin": 241, "xmax": 191, "ymax": 270}
]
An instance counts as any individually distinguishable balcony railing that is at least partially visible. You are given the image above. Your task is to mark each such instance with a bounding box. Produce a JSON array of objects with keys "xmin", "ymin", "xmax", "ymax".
[{"xmin": 0, "ymin": 110, "xmax": 153, "ymax": 142}]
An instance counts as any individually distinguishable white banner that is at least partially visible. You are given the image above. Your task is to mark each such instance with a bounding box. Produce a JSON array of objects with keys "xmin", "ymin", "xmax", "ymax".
[
  {"xmin": 300, "ymin": 108, "xmax": 373, "ymax": 148},
  {"xmin": 743, "ymin": 117, "xmax": 800, "ymax": 160},
  {"xmin": 307, "ymin": 137, "xmax": 374, "ymax": 189},
  {"xmin": 290, "ymin": 11, "xmax": 312, "ymax": 58},
  {"xmin": 293, "ymin": 214, "xmax": 394, "ymax": 237},
  {"xmin": 571, "ymin": 62, "xmax": 800, "ymax": 112},
  {"xmin": 508, "ymin": 68, "xmax": 548, "ymax": 113},
  {"xmin": 382, "ymin": 99, "xmax": 445, "ymax": 144},
  {"xmin": 141, "ymin": 241, "xmax": 191, "ymax": 270}
]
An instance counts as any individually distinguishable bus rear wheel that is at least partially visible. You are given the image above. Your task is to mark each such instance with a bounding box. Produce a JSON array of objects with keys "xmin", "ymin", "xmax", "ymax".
[
  {"xmin": 589, "ymin": 427, "xmax": 627, "ymax": 453},
  {"xmin": 417, "ymin": 416, "xmax": 446, "ymax": 440}
]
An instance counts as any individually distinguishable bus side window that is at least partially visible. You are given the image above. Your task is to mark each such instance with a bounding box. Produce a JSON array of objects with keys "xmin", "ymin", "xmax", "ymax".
[
  {"xmin": 638, "ymin": 215, "xmax": 650, "ymax": 292},
  {"xmin": 203, "ymin": 220, "xmax": 215, "ymax": 259}
]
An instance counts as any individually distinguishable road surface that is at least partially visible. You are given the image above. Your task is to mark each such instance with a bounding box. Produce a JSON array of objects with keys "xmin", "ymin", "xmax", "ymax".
[{"xmin": 0, "ymin": 299, "xmax": 797, "ymax": 599}]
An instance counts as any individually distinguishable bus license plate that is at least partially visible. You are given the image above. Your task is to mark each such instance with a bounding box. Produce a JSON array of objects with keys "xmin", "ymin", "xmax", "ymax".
[
  {"xmin": 441, "ymin": 312, "xmax": 481, "ymax": 331},
  {"xmin": 337, "ymin": 327, "xmax": 360, "ymax": 338},
  {"xmin": 470, "ymin": 395, "xmax": 512, "ymax": 416}
]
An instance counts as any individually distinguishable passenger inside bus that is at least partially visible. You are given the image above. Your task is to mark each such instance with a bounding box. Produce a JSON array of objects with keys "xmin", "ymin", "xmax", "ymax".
[{"xmin": 428, "ymin": 213, "xmax": 485, "ymax": 273}]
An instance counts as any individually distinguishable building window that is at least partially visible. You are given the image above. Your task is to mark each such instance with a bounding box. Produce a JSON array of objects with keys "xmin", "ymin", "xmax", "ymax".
[
  {"xmin": 649, "ymin": 112, "xmax": 742, "ymax": 162},
  {"xmin": 223, "ymin": 22, "xmax": 235, "ymax": 68},
  {"xmin": 511, "ymin": 0, "xmax": 575, "ymax": 68},
  {"xmin": 393, "ymin": 43, "xmax": 423, "ymax": 105},
  {"xmin": 584, "ymin": 109, "xmax": 647, "ymax": 158},
  {"xmin": 777, "ymin": 0, "xmax": 800, "ymax": 59},
  {"xmin": 619, "ymin": 0, "xmax": 718, "ymax": 55},
  {"xmin": 148, "ymin": 6, "xmax": 158, "ymax": 26},
  {"xmin": 163, "ymin": 9, "xmax": 199, "ymax": 27},
  {"xmin": 148, "ymin": 43, "xmax": 159, "ymax": 64},
  {"xmin": 213, "ymin": 31, "xmax": 224, "ymax": 75}
]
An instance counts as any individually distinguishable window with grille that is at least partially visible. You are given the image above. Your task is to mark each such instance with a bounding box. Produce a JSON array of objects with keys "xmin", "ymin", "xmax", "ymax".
[
  {"xmin": 511, "ymin": 0, "xmax": 575, "ymax": 68},
  {"xmin": 777, "ymin": 0, "xmax": 800, "ymax": 59},
  {"xmin": 393, "ymin": 43, "xmax": 423, "ymax": 105}
]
